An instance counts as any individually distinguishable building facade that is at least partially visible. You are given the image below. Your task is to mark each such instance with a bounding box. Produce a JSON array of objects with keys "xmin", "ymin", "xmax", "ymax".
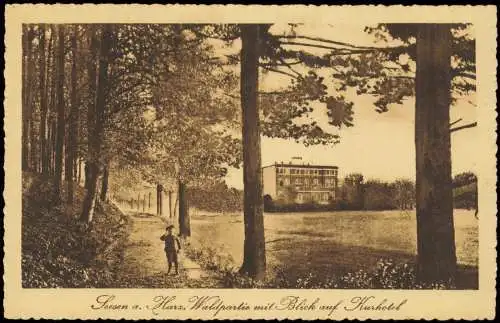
[{"xmin": 262, "ymin": 162, "xmax": 339, "ymax": 205}]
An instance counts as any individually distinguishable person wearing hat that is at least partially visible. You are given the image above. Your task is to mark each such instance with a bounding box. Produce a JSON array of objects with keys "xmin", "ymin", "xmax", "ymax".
[{"xmin": 160, "ymin": 225, "xmax": 181, "ymax": 275}]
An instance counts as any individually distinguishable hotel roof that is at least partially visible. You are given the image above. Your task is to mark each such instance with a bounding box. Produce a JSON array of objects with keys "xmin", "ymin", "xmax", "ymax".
[{"xmin": 262, "ymin": 162, "xmax": 338, "ymax": 169}]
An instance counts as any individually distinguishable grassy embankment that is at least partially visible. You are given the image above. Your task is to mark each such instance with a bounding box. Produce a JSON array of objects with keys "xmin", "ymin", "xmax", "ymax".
[{"xmin": 22, "ymin": 172, "xmax": 130, "ymax": 288}]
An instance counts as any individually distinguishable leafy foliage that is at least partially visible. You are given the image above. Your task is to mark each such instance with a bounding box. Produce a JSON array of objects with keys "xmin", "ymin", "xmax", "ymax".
[
  {"xmin": 142, "ymin": 24, "xmax": 242, "ymax": 187},
  {"xmin": 188, "ymin": 182, "xmax": 243, "ymax": 212},
  {"xmin": 184, "ymin": 237, "xmax": 455, "ymax": 289},
  {"xmin": 354, "ymin": 24, "xmax": 476, "ymax": 111},
  {"xmin": 22, "ymin": 173, "xmax": 130, "ymax": 288},
  {"xmin": 452, "ymin": 172, "xmax": 477, "ymax": 210}
]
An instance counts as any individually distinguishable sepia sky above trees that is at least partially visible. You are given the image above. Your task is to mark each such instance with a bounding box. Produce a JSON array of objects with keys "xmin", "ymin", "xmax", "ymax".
[{"xmin": 217, "ymin": 23, "xmax": 476, "ymax": 189}]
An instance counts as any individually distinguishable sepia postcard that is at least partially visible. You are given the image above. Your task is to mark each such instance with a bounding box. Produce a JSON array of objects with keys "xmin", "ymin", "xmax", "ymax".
[{"xmin": 3, "ymin": 4, "xmax": 497, "ymax": 320}]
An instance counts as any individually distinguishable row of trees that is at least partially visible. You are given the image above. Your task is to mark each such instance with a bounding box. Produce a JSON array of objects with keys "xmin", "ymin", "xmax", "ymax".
[
  {"xmin": 187, "ymin": 182, "xmax": 243, "ymax": 213},
  {"xmin": 22, "ymin": 24, "xmax": 152, "ymax": 221},
  {"xmin": 176, "ymin": 170, "xmax": 477, "ymax": 213},
  {"xmin": 22, "ymin": 24, "xmax": 96, "ymax": 207},
  {"xmin": 263, "ymin": 173, "xmax": 414, "ymax": 211},
  {"xmin": 22, "ymin": 24, "xmax": 243, "ymax": 232},
  {"xmin": 452, "ymin": 171, "xmax": 478, "ymax": 212},
  {"xmin": 339, "ymin": 174, "xmax": 415, "ymax": 211},
  {"xmin": 338, "ymin": 171, "xmax": 477, "ymax": 211}
]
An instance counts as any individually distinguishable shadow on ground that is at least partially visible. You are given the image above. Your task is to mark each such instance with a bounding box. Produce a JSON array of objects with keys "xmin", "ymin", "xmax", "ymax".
[{"xmin": 270, "ymin": 238, "xmax": 478, "ymax": 289}]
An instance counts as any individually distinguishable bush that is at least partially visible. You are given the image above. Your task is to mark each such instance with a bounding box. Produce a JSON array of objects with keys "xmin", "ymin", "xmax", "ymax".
[
  {"xmin": 265, "ymin": 200, "xmax": 340, "ymax": 212},
  {"xmin": 22, "ymin": 172, "xmax": 130, "ymax": 288},
  {"xmin": 335, "ymin": 259, "xmax": 453, "ymax": 289},
  {"xmin": 183, "ymin": 238, "xmax": 455, "ymax": 290}
]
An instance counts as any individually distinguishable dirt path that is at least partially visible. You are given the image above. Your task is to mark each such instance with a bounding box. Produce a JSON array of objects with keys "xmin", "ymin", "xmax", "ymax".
[{"xmin": 114, "ymin": 210, "xmax": 222, "ymax": 288}]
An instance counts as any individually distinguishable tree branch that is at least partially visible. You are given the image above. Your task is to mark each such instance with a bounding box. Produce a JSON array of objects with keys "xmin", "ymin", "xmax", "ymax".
[
  {"xmin": 259, "ymin": 90, "xmax": 293, "ymax": 95},
  {"xmin": 278, "ymin": 34, "xmax": 383, "ymax": 51},
  {"xmin": 453, "ymin": 71, "xmax": 476, "ymax": 80},
  {"xmin": 190, "ymin": 28, "xmax": 240, "ymax": 42},
  {"xmin": 467, "ymin": 100, "xmax": 477, "ymax": 107},
  {"xmin": 278, "ymin": 57, "xmax": 302, "ymax": 77},
  {"xmin": 449, "ymin": 118, "xmax": 463, "ymax": 127},
  {"xmin": 260, "ymin": 59, "xmax": 302, "ymax": 67},
  {"xmin": 280, "ymin": 40, "xmax": 372, "ymax": 53},
  {"xmin": 450, "ymin": 122, "xmax": 477, "ymax": 133},
  {"xmin": 390, "ymin": 75, "xmax": 415, "ymax": 80},
  {"xmin": 259, "ymin": 65, "xmax": 298, "ymax": 79},
  {"xmin": 279, "ymin": 40, "xmax": 406, "ymax": 56}
]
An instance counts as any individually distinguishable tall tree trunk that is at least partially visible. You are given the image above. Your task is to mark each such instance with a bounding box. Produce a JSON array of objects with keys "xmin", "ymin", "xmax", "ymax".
[
  {"xmin": 73, "ymin": 155, "xmax": 78, "ymax": 182},
  {"xmin": 157, "ymin": 184, "xmax": 163, "ymax": 216},
  {"xmin": 49, "ymin": 26, "xmax": 58, "ymax": 176},
  {"xmin": 54, "ymin": 25, "xmax": 66, "ymax": 199},
  {"xmin": 40, "ymin": 25, "xmax": 51, "ymax": 175},
  {"xmin": 100, "ymin": 164, "xmax": 109, "ymax": 201},
  {"xmin": 83, "ymin": 24, "xmax": 96, "ymax": 192},
  {"xmin": 80, "ymin": 24, "xmax": 112, "ymax": 222},
  {"xmin": 46, "ymin": 116, "xmax": 52, "ymax": 174},
  {"xmin": 50, "ymin": 119, "xmax": 56, "ymax": 175},
  {"xmin": 80, "ymin": 25, "xmax": 112, "ymax": 222},
  {"xmin": 29, "ymin": 27, "xmax": 38, "ymax": 172},
  {"xmin": 415, "ymin": 24, "xmax": 456, "ymax": 285},
  {"xmin": 169, "ymin": 191, "xmax": 173, "ymax": 218},
  {"xmin": 178, "ymin": 180, "xmax": 190, "ymax": 237},
  {"xmin": 22, "ymin": 26, "xmax": 35, "ymax": 171},
  {"xmin": 66, "ymin": 26, "xmax": 78, "ymax": 203},
  {"xmin": 173, "ymin": 193, "xmax": 179, "ymax": 218},
  {"xmin": 22, "ymin": 25, "xmax": 28, "ymax": 171},
  {"xmin": 239, "ymin": 24, "xmax": 266, "ymax": 280},
  {"xmin": 474, "ymin": 184, "xmax": 479, "ymax": 218},
  {"xmin": 77, "ymin": 158, "xmax": 82, "ymax": 184},
  {"xmin": 84, "ymin": 162, "xmax": 90, "ymax": 189},
  {"xmin": 81, "ymin": 163, "xmax": 99, "ymax": 222},
  {"xmin": 29, "ymin": 30, "xmax": 38, "ymax": 173}
]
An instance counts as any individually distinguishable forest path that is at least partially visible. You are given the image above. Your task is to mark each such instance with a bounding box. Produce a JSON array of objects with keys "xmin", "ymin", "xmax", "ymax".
[{"xmin": 113, "ymin": 209, "xmax": 221, "ymax": 288}]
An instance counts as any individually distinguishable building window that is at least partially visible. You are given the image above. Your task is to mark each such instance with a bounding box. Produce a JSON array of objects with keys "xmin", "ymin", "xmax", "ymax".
[
  {"xmin": 297, "ymin": 193, "xmax": 303, "ymax": 202},
  {"xmin": 295, "ymin": 178, "xmax": 301, "ymax": 184},
  {"xmin": 323, "ymin": 193, "xmax": 329, "ymax": 201},
  {"xmin": 304, "ymin": 179, "xmax": 308, "ymax": 185},
  {"xmin": 313, "ymin": 178, "xmax": 318, "ymax": 185},
  {"xmin": 284, "ymin": 178, "xmax": 290, "ymax": 185},
  {"xmin": 279, "ymin": 180, "xmax": 284, "ymax": 187}
]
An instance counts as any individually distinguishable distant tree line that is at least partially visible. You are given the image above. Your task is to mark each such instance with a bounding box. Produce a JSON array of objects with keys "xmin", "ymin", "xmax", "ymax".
[
  {"xmin": 452, "ymin": 171, "xmax": 477, "ymax": 210},
  {"xmin": 336, "ymin": 173, "xmax": 415, "ymax": 211},
  {"xmin": 187, "ymin": 182, "xmax": 243, "ymax": 213},
  {"xmin": 265, "ymin": 171, "xmax": 477, "ymax": 212}
]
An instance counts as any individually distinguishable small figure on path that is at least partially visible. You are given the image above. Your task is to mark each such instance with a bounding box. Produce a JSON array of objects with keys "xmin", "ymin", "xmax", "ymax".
[{"xmin": 160, "ymin": 225, "xmax": 181, "ymax": 275}]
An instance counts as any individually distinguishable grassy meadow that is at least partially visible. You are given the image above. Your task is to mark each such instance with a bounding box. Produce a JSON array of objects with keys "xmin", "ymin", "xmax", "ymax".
[{"xmin": 190, "ymin": 209, "xmax": 478, "ymax": 287}]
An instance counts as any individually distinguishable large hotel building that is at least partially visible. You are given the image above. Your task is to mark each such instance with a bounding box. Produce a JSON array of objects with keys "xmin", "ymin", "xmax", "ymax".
[{"xmin": 262, "ymin": 161, "xmax": 339, "ymax": 205}]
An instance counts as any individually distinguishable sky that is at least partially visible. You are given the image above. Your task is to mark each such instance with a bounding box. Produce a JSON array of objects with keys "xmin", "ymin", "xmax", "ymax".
[{"xmin": 213, "ymin": 24, "xmax": 477, "ymax": 189}]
